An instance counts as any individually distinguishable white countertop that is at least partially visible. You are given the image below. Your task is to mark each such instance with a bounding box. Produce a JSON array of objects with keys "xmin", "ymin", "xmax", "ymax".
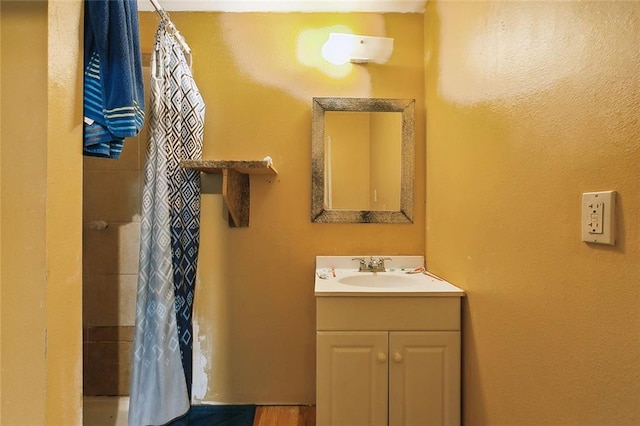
[{"xmin": 315, "ymin": 256, "xmax": 465, "ymax": 297}]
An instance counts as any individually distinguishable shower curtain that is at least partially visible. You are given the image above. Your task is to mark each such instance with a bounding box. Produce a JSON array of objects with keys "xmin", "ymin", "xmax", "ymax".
[{"xmin": 129, "ymin": 21, "xmax": 205, "ymax": 426}]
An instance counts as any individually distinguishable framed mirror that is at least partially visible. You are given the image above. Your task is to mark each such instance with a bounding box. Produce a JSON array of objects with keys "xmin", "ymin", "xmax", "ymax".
[{"xmin": 311, "ymin": 97, "xmax": 415, "ymax": 223}]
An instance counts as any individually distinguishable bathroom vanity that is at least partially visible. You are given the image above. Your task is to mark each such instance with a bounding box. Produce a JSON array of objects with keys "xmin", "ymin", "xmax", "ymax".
[{"xmin": 315, "ymin": 256, "xmax": 465, "ymax": 426}]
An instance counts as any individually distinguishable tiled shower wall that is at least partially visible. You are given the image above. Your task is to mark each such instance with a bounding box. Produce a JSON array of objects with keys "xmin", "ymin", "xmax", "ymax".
[{"xmin": 82, "ymin": 133, "xmax": 144, "ymax": 396}]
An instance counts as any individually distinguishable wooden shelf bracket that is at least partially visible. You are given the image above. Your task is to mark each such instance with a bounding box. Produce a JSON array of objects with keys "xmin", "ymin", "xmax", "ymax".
[{"xmin": 180, "ymin": 159, "xmax": 278, "ymax": 227}]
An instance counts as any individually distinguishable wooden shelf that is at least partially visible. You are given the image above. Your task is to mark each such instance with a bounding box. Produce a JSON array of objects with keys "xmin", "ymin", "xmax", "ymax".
[{"xmin": 180, "ymin": 159, "xmax": 278, "ymax": 228}]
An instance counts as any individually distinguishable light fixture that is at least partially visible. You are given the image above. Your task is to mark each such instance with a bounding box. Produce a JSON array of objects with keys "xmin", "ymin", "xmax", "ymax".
[{"xmin": 322, "ymin": 33, "xmax": 394, "ymax": 65}]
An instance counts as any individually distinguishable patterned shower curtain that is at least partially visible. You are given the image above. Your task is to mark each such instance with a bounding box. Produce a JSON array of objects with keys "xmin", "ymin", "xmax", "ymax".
[{"xmin": 129, "ymin": 21, "xmax": 205, "ymax": 426}]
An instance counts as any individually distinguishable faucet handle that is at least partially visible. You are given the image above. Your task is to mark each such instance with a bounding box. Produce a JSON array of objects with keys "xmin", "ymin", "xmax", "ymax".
[
  {"xmin": 378, "ymin": 257, "xmax": 392, "ymax": 268},
  {"xmin": 352, "ymin": 257, "xmax": 366, "ymax": 271}
]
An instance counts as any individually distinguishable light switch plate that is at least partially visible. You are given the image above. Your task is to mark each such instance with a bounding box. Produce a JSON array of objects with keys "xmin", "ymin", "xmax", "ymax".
[{"xmin": 581, "ymin": 191, "xmax": 616, "ymax": 245}]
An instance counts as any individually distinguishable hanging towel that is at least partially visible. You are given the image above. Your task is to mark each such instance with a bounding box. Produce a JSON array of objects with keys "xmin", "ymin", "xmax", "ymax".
[
  {"xmin": 83, "ymin": 0, "xmax": 145, "ymax": 159},
  {"xmin": 129, "ymin": 21, "xmax": 205, "ymax": 426}
]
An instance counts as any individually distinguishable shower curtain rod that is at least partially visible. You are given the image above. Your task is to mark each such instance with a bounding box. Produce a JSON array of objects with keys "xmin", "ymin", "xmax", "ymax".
[
  {"xmin": 149, "ymin": 0, "xmax": 169, "ymax": 20},
  {"xmin": 148, "ymin": 0, "xmax": 192, "ymax": 56}
]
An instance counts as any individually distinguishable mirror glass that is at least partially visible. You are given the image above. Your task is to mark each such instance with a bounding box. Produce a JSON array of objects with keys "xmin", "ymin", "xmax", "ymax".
[
  {"xmin": 312, "ymin": 97, "xmax": 415, "ymax": 223},
  {"xmin": 325, "ymin": 111, "xmax": 402, "ymax": 211}
]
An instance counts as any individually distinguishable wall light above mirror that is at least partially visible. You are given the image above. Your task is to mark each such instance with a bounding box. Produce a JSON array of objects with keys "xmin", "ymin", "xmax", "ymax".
[
  {"xmin": 311, "ymin": 97, "xmax": 415, "ymax": 224},
  {"xmin": 322, "ymin": 33, "xmax": 394, "ymax": 65}
]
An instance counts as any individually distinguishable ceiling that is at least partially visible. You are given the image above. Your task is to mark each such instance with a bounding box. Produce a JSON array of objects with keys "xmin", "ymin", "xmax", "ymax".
[{"xmin": 137, "ymin": 0, "xmax": 427, "ymax": 13}]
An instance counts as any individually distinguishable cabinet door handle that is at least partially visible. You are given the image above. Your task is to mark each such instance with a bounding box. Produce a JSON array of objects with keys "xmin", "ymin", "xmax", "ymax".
[
  {"xmin": 393, "ymin": 352, "xmax": 403, "ymax": 363},
  {"xmin": 377, "ymin": 352, "xmax": 387, "ymax": 363}
]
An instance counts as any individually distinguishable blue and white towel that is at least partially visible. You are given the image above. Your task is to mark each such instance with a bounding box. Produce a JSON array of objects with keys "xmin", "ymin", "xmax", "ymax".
[{"xmin": 83, "ymin": 0, "xmax": 145, "ymax": 158}]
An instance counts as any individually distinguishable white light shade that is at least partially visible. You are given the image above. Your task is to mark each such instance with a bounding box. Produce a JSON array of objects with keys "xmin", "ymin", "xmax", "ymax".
[{"xmin": 322, "ymin": 33, "xmax": 394, "ymax": 65}]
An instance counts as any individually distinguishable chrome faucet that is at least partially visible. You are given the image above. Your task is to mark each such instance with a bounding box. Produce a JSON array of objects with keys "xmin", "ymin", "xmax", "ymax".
[{"xmin": 352, "ymin": 256, "xmax": 392, "ymax": 272}]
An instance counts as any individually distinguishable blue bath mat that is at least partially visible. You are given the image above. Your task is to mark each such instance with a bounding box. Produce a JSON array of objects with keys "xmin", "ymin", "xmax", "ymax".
[{"xmin": 169, "ymin": 405, "xmax": 256, "ymax": 426}]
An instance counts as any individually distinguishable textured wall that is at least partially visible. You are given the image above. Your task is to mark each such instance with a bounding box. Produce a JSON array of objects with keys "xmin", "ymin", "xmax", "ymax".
[
  {"xmin": 1, "ymin": 3, "xmax": 48, "ymax": 421},
  {"xmin": 425, "ymin": 1, "xmax": 640, "ymax": 424},
  {"xmin": 1, "ymin": 0, "xmax": 83, "ymax": 423},
  {"xmin": 45, "ymin": 1, "xmax": 84, "ymax": 422}
]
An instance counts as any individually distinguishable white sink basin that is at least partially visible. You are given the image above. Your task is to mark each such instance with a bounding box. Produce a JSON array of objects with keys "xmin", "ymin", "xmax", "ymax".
[{"xmin": 338, "ymin": 273, "xmax": 422, "ymax": 288}]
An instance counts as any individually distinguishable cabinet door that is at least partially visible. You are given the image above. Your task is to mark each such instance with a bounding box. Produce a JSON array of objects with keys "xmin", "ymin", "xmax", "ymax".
[
  {"xmin": 389, "ymin": 331, "xmax": 460, "ymax": 426},
  {"xmin": 317, "ymin": 331, "xmax": 388, "ymax": 426}
]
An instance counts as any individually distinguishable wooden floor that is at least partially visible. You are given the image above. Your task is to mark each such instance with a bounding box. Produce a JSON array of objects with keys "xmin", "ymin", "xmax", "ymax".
[{"xmin": 253, "ymin": 405, "xmax": 316, "ymax": 426}]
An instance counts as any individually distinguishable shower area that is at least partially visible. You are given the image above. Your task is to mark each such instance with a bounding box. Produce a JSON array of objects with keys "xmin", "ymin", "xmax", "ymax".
[
  {"xmin": 82, "ymin": 124, "xmax": 147, "ymax": 423},
  {"xmin": 82, "ymin": 13, "xmax": 201, "ymax": 422},
  {"xmin": 80, "ymin": 6, "xmax": 230, "ymax": 421},
  {"xmin": 83, "ymin": 4, "xmax": 211, "ymax": 421}
]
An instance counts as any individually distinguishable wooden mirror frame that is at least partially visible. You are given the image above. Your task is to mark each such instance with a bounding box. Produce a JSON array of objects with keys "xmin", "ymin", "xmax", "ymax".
[{"xmin": 311, "ymin": 97, "xmax": 415, "ymax": 223}]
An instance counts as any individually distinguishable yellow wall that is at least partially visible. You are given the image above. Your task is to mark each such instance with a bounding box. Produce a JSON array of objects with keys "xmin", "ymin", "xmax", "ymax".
[
  {"xmin": 0, "ymin": 0, "xmax": 83, "ymax": 423},
  {"xmin": 138, "ymin": 12, "xmax": 424, "ymax": 403},
  {"xmin": 1, "ymin": 3, "xmax": 48, "ymax": 421},
  {"xmin": 45, "ymin": 1, "xmax": 84, "ymax": 423},
  {"xmin": 0, "ymin": 5, "xmax": 3, "ymax": 421},
  {"xmin": 425, "ymin": 1, "xmax": 640, "ymax": 424}
]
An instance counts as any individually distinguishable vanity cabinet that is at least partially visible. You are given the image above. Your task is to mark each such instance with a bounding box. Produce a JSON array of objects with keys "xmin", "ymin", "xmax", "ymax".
[{"xmin": 316, "ymin": 296, "xmax": 462, "ymax": 426}]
